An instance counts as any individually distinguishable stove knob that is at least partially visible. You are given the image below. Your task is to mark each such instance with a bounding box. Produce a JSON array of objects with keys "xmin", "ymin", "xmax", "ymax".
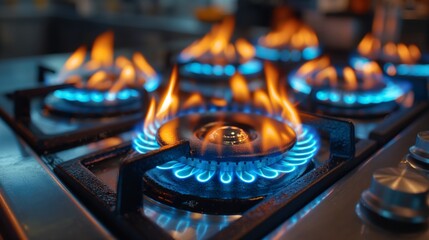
[
  {"xmin": 408, "ymin": 131, "xmax": 429, "ymax": 167},
  {"xmin": 359, "ymin": 167, "xmax": 429, "ymax": 226}
]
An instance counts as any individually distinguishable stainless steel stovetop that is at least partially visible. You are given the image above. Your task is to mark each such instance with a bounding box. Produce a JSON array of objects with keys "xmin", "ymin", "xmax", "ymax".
[{"xmin": 0, "ymin": 54, "xmax": 428, "ymax": 240}]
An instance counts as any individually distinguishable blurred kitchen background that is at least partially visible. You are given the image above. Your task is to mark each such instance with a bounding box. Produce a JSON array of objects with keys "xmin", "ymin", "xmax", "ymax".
[{"xmin": 0, "ymin": 0, "xmax": 428, "ymax": 60}]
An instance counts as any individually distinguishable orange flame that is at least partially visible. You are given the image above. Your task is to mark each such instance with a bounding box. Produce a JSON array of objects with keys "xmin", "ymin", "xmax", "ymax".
[
  {"xmin": 109, "ymin": 65, "xmax": 136, "ymax": 94},
  {"xmin": 59, "ymin": 31, "xmax": 157, "ymax": 94},
  {"xmin": 230, "ymin": 73, "xmax": 250, "ymax": 102},
  {"xmin": 133, "ymin": 52, "xmax": 157, "ymax": 78},
  {"xmin": 315, "ymin": 66, "xmax": 337, "ymax": 87},
  {"xmin": 359, "ymin": 61, "xmax": 382, "ymax": 89},
  {"xmin": 296, "ymin": 57, "xmax": 383, "ymax": 91},
  {"xmin": 265, "ymin": 62, "xmax": 301, "ymax": 129},
  {"xmin": 236, "ymin": 38, "xmax": 255, "ymax": 62},
  {"xmin": 253, "ymin": 90, "xmax": 273, "ymax": 114},
  {"xmin": 183, "ymin": 93, "xmax": 203, "ymax": 109},
  {"xmin": 91, "ymin": 31, "xmax": 114, "ymax": 67},
  {"xmin": 87, "ymin": 71, "xmax": 110, "ymax": 90},
  {"xmin": 144, "ymin": 98, "xmax": 156, "ymax": 133},
  {"xmin": 343, "ymin": 67, "xmax": 358, "ymax": 91},
  {"xmin": 261, "ymin": 120, "xmax": 282, "ymax": 152},
  {"xmin": 157, "ymin": 66, "xmax": 178, "ymax": 120},
  {"xmin": 259, "ymin": 20, "xmax": 318, "ymax": 49},
  {"xmin": 115, "ymin": 56, "xmax": 132, "ymax": 69},
  {"xmin": 64, "ymin": 46, "xmax": 86, "ymax": 71},
  {"xmin": 180, "ymin": 17, "xmax": 255, "ymax": 64},
  {"xmin": 297, "ymin": 56, "xmax": 330, "ymax": 76},
  {"xmin": 141, "ymin": 64, "xmax": 301, "ymax": 155},
  {"xmin": 357, "ymin": 33, "xmax": 421, "ymax": 64},
  {"xmin": 211, "ymin": 98, "xmax": 228, "ymax": 107}
]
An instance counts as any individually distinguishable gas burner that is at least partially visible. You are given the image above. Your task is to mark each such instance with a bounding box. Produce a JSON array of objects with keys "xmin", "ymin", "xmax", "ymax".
[
  {"xmin": 177, "ymin": 17, "xmax": 263, "ymax": 97},
  {"xmin": 44, "ymin": 31, "xmax": 159, "ymax": 117},
  {"xmin": 44, "ymin": 87, "xmax": 144, "ymax": 118},
  {"xmin": 289, "ymin": 57, "xmax": 411, "ymax": 117},
  {"xmin": 256, "ymin": 20, "xmax": 320, "ymax": 62},
  {"xmin": 137, "ymin": 112, "xmax": 318, "ymax": 184},
  {"xmin": 350, "ymin": 33, "xmax": 429, "ymax": 78},
  {"xmin": 132, "ymin": 64, "xmax": 319, "ymax": 213}
]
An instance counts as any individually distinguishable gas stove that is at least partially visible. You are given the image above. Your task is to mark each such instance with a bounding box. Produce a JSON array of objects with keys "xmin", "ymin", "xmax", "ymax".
[{"xmin": 1, "ymin": 21, "xmax": 429, "ymax": 240}]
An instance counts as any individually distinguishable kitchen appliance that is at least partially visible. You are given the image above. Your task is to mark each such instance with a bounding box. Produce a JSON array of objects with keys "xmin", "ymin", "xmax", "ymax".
[{"xmin": 0, "ymin": 8, "xmax": 428, "ymax": 240}]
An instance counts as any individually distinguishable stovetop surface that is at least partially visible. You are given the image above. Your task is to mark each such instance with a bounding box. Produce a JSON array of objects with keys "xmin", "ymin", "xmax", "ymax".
[{"xmin": 0, "ymin": 53, "xmax": 428, "ymax": 239}]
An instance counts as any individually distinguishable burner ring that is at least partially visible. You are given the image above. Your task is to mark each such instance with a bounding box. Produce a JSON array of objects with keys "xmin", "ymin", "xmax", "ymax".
[
  {"xmin": 350, "ymin": 54, "xmax": 429, "ymax": 78},
  {"xmin": 256, "ymin": 45, "xmax": 321, "ymax": 62},
  {"xmin": 288, "ymin": 69, "xmax": 411, "ymax": 117},
  {"xmin": 44, "ymin": 87, "xmax": 145, "ymax": 118},
  {"xmin": 177, "ymin": 59, "xmax": 264, "ymax": 97},
  {"xmin": 52, "ymin": 87, "xmax": 140, "ymax": 106},
  {"xmin": 156, "ymin": 113, "xmax": 296, "ymax": 161},
  {"xmin": 134, "ymin": 106, "xmax": 319, "ymax": 184},
  {"xmin": 178, "ymin": 59, "xmax": 262, "ymax": 78}
]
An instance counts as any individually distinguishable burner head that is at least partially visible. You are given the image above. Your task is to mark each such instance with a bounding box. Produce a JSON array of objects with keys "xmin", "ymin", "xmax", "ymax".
[
  {"xmin": 135, "ymin": 107, "xmax": 318, "ymax": 214},
  {"xmin": 256, "ymin": 19, "xmax": 320, "ymax": 62},
  {"xmin": 137, "ymin": 109, "xmax": 318, "ymax": 213},
  {"xmin": 156, "ymin": 113, "xmax": 296, "ymax": 161},
  {"xmin": 289, "ymin": 57, "xmax": 411, "ymax": 117},
  {"xmin": 178, "ymin": 60, "xmax": 263, "ymax": 98}
]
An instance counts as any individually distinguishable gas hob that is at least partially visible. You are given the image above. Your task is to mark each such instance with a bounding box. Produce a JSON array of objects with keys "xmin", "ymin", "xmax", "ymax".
[{"xmin": 0, "ymin": 40, "xmax": 428, "ymax": 239}]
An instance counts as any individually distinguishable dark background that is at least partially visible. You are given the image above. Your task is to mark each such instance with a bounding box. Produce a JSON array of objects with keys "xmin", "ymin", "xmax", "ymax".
[{"xmin": 0, "ymin": 0, "xmax": 428, "ymax": 59}]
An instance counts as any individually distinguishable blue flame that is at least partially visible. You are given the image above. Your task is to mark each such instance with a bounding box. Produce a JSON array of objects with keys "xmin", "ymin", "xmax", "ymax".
[
  {"xmin": 256, "ymin": 45, "xmax": 320, "ymax": 62},
  {"xmin": 144, "ymin": 75, "xmax": 161, "ymax": 92},
  {"xmin": 349, "ymin": 55, "xmax": 371, "ymax": 70},
  {"xmin": 387, "ymin": 63, "xmax": 429, "ymax": 77},
  {"xmin": 133, "ymin": 107, "xmax": 320, "ymax": 185},
  {"xmin": 289, "ymin": 72, "xmax": 409, "ymax": 106},
  {"xmin": 53, "ymin": 88, "xmax": 140, "ymax": 103},
  {"xmin": 143, "ymin": 199, "xmax": 237, "ymax": 240},
  {"xmin": 182, "ymin": 59, "xmax": 262, "ymax": 77}
]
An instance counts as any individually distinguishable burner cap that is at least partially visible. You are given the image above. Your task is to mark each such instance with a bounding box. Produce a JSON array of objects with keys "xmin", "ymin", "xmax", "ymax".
[
  {"xmin": 156, "ymin": 112, "xmax": 297, "ymax": 161},
  {"xmin": 206, "ymin": 125, "xmax": 250, "ymax": 145}
]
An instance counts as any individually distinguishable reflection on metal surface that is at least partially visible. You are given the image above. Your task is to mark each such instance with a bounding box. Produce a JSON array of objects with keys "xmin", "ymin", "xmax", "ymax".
[
  {"xmin": 143, "ymin": 198, "xmax": 240, "ymax": 240},
  {"xmin": 88, "ymin": 137, "xmax": 124, "ymax": 150},
  {"xmin": 0, "ymin": 119, "xmax": 113, "ymax": 239},
  {"xmin": 264, "ymin": 189, "xmax": 332, "ymax": 239}
]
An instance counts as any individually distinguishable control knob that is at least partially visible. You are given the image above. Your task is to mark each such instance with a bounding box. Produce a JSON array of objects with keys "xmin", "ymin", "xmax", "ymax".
[
  {"xmin": 359, "ymin": 167, "xmax": 429, "ymax": 227},
  {"xmin": 408, "ymin": 131, "xmax": 429, "ymax": 169}
]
